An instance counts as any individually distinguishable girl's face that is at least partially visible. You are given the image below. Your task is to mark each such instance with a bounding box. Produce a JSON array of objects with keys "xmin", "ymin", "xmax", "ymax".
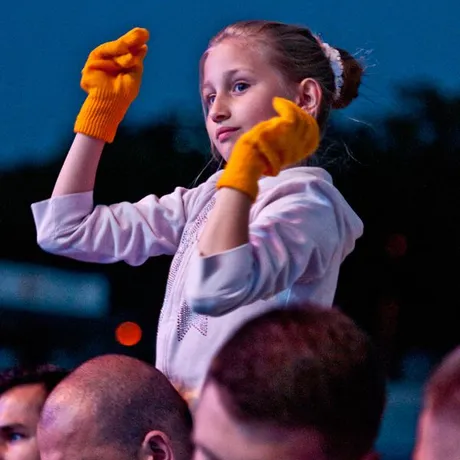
[{"xmin": 202, "ymin": 39, "xmax": 294, "ymax": 161}]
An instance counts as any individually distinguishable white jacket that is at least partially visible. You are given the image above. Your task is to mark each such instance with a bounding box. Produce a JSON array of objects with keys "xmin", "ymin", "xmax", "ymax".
[{"xmin": 31, "ymin": 166, "xmax": 363, "ymax": 401}]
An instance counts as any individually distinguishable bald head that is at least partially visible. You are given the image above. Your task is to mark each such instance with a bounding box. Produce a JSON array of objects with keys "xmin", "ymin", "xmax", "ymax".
[{"xmin": 38, "ymin": 355, "xmax": 193, "ymax": 460}]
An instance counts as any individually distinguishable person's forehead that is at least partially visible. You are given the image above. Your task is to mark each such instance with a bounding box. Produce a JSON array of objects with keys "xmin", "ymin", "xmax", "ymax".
[
  {"xmin": 194, "ymin": 383, "xmax": 248, "ymax": 460},
  {"xmin": 194, "ymin": 383, "xmax": 326, "ymax": 460},
  {"xmin": 204, "ymin": 41, "xmax": 269, "ymax": 76},
  {"xmin": 0, "ymin": 383, "xmax": 46, "ymax": 424},
  {"xmin": 417, "ymin": 408, "xmax": 460, "ymax": 446},
  {"xmin": 194, "ymin": 383, "xmax": 231, "ymax": 439}
]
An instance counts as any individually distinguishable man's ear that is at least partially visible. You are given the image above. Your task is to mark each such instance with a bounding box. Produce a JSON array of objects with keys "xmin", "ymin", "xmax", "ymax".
[{"xmin": 139, "ymin": 430, "xmax": 174, "ymax": 460}]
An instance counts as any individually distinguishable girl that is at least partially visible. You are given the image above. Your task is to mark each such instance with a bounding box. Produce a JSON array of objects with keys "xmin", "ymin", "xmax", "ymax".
[{"xmin": 32, "ymin": 21, "xmax": 364, "ymax": 403}]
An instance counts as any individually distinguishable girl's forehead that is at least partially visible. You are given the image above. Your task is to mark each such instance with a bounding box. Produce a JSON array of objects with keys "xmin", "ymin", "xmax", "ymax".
[
  {"xmin": 208, "ymin": 40, "xmax": 255, "ymax": 60},
  {"xmin": 203, "ymin": 40, "xmax": 268, "ymax": 76}
]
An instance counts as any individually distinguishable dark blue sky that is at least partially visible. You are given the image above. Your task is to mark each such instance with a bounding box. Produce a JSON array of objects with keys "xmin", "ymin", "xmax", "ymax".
[{"xmin": 1, "ymin": 0, "xmax": 458, "ymax": 169}]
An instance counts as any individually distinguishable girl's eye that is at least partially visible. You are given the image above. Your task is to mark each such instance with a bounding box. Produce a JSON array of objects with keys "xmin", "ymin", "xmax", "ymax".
[
  {"xmin": 206, "ymin": 95, "xmax": 216, "ymax": 106},
  {"xmin": 233, "ymin": 82, "xmax": 249, "ymax": 93}
]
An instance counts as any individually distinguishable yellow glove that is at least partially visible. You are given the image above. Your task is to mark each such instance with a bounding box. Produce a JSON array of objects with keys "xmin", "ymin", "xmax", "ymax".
[
  {"xmin": 74, "ymin": 27, "xmax": 149, "ymax": 143},
  {"xmin": 216, "ymin": 97, "xmax": 320, "ymax": 201}
]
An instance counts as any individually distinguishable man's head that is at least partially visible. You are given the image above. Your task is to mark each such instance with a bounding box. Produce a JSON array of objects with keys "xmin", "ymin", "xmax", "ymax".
[
  {"xmin": 193, "ymin": 306, "xmax": 386, "ymax": 460},
  {"xmin": 0, "ymin": 364, "xmax": 69, "ymax": 460},
  {"xmin": 37, "ymin": 354, "xmax": 193, "ymax": 460},
  {"xmin": 414, "ymin": 347, "xmax": 460, "ymax": 460}
]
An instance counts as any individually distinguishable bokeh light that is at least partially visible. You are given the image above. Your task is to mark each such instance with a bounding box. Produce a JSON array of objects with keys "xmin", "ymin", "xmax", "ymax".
[
  {"xmin": 115, "ymin": 321, "xmax": 142, "ymax": 347},
  {"xmin": 385, "ymin": 233, "xmax": 408, "ymax": 258}
]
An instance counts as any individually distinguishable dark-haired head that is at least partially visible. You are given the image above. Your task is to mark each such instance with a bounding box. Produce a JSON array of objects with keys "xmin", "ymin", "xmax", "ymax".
[
  {"xmin": 0, "ymin": 364, "xmax": 69, "ymax": 460},
  {"xmin": 0, "ymin": 364, "xmax": 69, "ymax": 397},
  {"xmin": 194, "ymin": 305, "xmax": 386, "ymax": 460}
]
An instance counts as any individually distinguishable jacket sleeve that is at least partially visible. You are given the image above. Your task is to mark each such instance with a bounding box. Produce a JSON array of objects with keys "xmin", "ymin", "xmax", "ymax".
[
  {"xmin": 31, "ymin": 186, "xmax": 196, "ymax": 266},
  {"xmin": 184, "ymin": 176, "xmax": 360, "ymax": 315}
]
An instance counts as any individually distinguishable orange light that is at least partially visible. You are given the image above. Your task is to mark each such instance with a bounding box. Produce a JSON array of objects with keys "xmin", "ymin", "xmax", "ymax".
[{"xmin": 115, "ymin": 322, "xmax": 142, "ymax": 346}]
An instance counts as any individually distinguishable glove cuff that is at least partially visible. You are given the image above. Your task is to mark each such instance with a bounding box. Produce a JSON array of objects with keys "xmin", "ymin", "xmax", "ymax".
[{"xmin": 74, "ymin": 92, "xmax": 130, "ymax": 143}]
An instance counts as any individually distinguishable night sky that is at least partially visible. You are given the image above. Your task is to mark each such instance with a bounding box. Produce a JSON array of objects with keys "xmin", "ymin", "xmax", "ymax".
[{"xmin": 1, "ymin": 0, "xmax": 458, "ymax": 168}]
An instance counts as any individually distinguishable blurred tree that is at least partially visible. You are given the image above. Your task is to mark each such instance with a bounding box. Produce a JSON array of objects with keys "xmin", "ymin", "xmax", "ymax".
[{"xmin": 332, "ymin": 85, "xmax": 460, "ymax": 376}]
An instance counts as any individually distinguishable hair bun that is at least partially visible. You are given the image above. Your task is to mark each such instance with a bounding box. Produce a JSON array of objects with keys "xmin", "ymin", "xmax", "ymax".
[{"xmin": 332, "ymin": 48, "xmax": 364, "ymax": 109}]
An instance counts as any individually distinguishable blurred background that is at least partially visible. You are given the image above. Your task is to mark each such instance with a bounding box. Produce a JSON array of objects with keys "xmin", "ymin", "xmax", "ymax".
[{"xmin": 1, "ymin": 1, "xmax": 458, "ymax": 458}]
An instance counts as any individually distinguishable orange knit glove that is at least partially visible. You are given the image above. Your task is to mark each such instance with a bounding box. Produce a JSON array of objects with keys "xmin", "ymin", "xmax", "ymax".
[
  {"xmin": 216, "ymin": 97, "xmax": 320, "ymax": 201},
  {"xmin": 74, "ymin": 27, "xmax": 149, "ymax": 143}
]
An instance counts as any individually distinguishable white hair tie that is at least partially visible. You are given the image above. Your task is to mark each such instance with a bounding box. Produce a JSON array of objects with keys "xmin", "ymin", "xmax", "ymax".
[{"xmin": 319, "ymin": 42, "xmax": 344, "ymax": 102}]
